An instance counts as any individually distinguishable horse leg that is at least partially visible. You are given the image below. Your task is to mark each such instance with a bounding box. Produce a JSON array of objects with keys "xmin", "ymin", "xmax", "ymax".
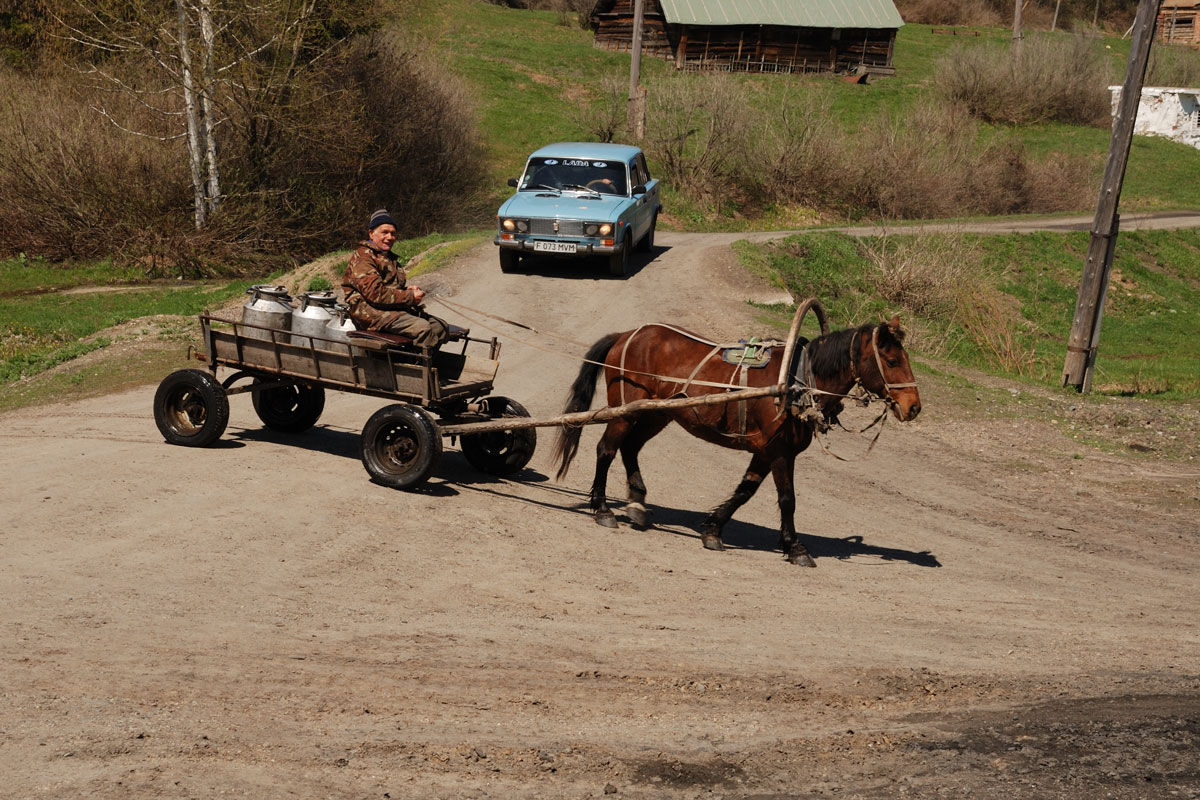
[
  {"xmin": 590, "ymin": 419, "xmax": 632, "ymax": 528},
  {"xmin": 770, "ymin": 455, "xmax": 815, "ymax": 567},
  {"xmin": 699, "ymin": 453, "xmax": 770, "ymax": 551},
  {"xmin": 619, "ymin": 413, "xmax": 670, "ymax": 530}
]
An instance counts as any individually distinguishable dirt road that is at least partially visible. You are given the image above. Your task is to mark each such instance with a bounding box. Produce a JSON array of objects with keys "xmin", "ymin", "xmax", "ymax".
[{"xmin": 2, "ymin": 234, "xmax": 1198, "ymax": 799}]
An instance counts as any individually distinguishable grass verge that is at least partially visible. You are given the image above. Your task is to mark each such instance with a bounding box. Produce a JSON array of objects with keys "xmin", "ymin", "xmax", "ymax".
[{"xmin": 736, "ymin": 228, "xmax": 1200, "ymax": 400}]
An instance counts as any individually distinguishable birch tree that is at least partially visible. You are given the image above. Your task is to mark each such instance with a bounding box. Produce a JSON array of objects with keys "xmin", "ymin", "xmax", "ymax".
[{"xmin": 52, "ymin": 0, "xmax": 327, "ymax": 230}]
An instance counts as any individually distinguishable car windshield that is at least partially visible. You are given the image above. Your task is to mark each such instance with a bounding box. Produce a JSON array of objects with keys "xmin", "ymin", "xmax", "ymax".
[{"xmin": 519, "ymin": 157, "xmax": 628, "ymax": 196}]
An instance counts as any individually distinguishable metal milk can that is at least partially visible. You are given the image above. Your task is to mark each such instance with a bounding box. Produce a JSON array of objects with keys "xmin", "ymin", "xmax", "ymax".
[
  {"xmin": 290, "ymin": 290, "xmax": 339, "ymax": 348},
  {"xmin": 319, "ymin": 303, "xmax": 358, "ymax": 350},
  {"xmin": 241, "ymin": 285, "xmax": 293, "ymax": 341}
]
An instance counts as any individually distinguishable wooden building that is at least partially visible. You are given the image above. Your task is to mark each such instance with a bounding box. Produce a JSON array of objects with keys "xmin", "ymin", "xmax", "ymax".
[
  {"xmin": 590, "ymin": 0, "xmax": 904, "ymax": 75},
  {"xmin": 1159, "ymin": 1, "xmax": 1200, "ymax": 47}
]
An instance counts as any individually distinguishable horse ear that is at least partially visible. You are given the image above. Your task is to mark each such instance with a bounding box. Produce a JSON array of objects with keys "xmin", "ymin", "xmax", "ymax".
[{"xmin": 883, "ymin": 316, "xmax": 905, "ymax": 343}]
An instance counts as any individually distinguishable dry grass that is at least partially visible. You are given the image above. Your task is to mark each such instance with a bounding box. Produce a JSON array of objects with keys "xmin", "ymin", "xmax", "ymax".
[
  {"xmin": 860, "ymin": 232, "xmax": 1038, "ymax": 375},
  {"xmin": 934, "ymin": 34, "xmax": 1113, "ymax": 125}
]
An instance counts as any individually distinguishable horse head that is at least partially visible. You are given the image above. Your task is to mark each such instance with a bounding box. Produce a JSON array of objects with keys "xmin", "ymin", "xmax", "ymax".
[{"xmin": 859, "ymin": 316, "xmax": 921, "ymax": 422}]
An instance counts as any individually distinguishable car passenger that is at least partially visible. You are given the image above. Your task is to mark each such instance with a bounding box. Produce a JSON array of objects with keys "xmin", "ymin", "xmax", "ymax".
[{"xmin": 341, "ymin": 208, "xmax": 449, "ymax": 349}]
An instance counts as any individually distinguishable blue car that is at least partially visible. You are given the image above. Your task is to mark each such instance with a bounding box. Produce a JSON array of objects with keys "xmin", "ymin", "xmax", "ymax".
[{"xmin": 494, "ymin": 142, "xmax": 662, "ymax": 277}]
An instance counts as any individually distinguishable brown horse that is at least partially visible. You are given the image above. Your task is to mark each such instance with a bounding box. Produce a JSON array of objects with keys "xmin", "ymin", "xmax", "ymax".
[{"xmin": 552, "ymin": 318, "xmax": 921, "ymax": 565}]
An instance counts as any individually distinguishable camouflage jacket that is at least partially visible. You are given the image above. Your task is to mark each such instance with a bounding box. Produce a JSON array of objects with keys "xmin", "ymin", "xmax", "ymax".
[{"xmin": 341, "ymin": 242, "xmax": 419, "ymax": 328}]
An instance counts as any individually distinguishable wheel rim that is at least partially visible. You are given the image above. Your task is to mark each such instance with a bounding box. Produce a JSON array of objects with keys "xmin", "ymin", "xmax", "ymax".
[
  {"xmin": 374, "ymin": 422, "xmax": 420, "ymax": 474},
  {"xmin": 165, "ymin": 387, "xmax": 207, "ymax": 435},
  {"xmin": 263, "ymin": 386, "xmax": 300, "ymax": 416}
]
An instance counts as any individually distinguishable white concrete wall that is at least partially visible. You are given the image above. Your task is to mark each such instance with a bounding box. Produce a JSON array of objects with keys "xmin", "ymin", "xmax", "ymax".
[{"xmin": 1110, "ymin": 85, "xmax": 1200, "ymax": 148}]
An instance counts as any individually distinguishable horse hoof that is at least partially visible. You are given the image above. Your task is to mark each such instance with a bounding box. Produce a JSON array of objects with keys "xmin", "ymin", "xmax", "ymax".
[
  {"xmin": 595, "ymin": 512, "xmax": 619, "ymax": 529},
  {"xmin": 701, "ymin": 534, "xmax": 725, "ymax": 551},
  {"xmin": 627, "ymin": 502, "xmax": 648, "ymax": 530},
  {"xmin": 788, "ymin": 550, "xmax": 816, "ymax": 567}
]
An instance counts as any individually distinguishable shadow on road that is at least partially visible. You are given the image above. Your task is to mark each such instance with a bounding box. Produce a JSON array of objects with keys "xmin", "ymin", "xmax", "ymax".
[
  {"xmin": 649, "ymin": 505, "xmax": 941, "ymax": 567},
  {"xmin": 508, "ymin": 245, "xmax": 668, "ymax": 279}
]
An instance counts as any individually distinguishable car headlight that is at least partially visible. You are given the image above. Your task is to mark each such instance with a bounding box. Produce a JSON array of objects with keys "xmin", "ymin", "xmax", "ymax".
[
  {"xmin": 501, "ymin": 218, "xmax": 529, "ymax": 233},
  {"xmin": 583, "ymin": 222, "xmax": 612, "ymax": 236}
]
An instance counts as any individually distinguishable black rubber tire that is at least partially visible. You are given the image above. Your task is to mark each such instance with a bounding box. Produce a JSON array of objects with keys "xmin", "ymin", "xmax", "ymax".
[
  {"xmin": 499, "ymin": 248, "xmax": 521, "ymax": 273},
  {"xmin": 637, "ymin": 212, "xmax": 657, "ymax": 253},
  {"xmin": 360, "ymin": 404, "xmax": 442, "ymax": 489},
  {"xmin": 153, "ymin": 368, "xmax": 230, "ymax": 447},
  {"xmin": 460, "ymin": 397, "xmax": 537, "ymax": 476},
  {"xmin": 608, "ymin": 243, "xmax": 630, "ymax": 277},
  {"xmin": 251, "ymin": 379, "xmax": 325, "ymax": 433}
]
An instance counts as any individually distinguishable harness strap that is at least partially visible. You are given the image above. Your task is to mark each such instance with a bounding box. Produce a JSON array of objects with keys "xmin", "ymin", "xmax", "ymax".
[
  {"xmin": 737, "ymin": 363, "xmax": 749, "ymax": 435},
  {"xmin": 618, "ymin": 324, "xmax": 648, "ymax": 406}
]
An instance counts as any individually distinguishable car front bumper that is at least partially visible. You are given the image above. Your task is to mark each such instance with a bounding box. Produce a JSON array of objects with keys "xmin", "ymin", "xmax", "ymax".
[{"xmin": 494, "ymin": 235, "xmax": 620, "ymax": 256}]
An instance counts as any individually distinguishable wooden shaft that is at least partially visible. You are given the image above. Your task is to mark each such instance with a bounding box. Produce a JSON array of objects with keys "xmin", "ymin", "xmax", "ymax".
[{"xmin": 438, "ymin": 384, "xmax": 786, "ymax": 437}]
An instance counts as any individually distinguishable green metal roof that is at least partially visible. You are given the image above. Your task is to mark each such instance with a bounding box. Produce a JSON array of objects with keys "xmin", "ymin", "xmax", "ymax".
[{"xmin": 658, "ymin": 0, "xmax": 904, "ymax": 29}]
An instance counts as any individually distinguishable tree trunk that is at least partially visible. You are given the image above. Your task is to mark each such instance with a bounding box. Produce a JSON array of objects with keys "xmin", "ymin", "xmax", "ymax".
[
  {"xmin": 177, "ymin": 0, "xmax": 207, "ymax": 230},
  {"xmin": 199, "ymin": 0, "xmax": 221, "ymax": 215}
]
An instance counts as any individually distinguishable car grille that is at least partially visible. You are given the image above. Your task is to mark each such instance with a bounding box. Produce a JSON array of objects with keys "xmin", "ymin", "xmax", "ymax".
[{"xmin": 530, "ymin": 218, "xmax": 584, "ymax": 237}]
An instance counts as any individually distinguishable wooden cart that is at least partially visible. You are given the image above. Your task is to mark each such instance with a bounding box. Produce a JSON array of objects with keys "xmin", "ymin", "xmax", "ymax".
[{"xmin": 153, "ymin": 313, "xmax": 536, "ymax": 489}]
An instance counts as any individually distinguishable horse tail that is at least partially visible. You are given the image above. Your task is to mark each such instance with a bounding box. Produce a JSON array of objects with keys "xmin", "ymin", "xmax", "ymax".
[{"xmin": 552, "ymin": 332, "xmax": 622, "ymax": 480}]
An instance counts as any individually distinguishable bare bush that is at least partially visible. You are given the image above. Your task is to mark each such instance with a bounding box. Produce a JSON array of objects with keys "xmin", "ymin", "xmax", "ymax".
[
  {"xmin": 644, "ymin": 72, "xmax": 754, "ymax": 212},
  {"xmin": 861, "ymin": 232, "xmax": 1037, "ymax": 373},
  {"xmin": 296, "ymin": 32, "xmax": 486, "ymax": 241},
  {"xmin": 934, "ymin": 34, "xmax": 1112, "ymax": 125},
  {"xmin": 0, "ymin": 32, "xmax": 484, "ymax": 270},
  {"xmin": 756, "ymin": 86, "xmax": 846, "ymax": 207},
  {"xmin": 843, "ymin": 101, "xmax": 982, "ymax": 219},
  {"xmin": 957, "ymin": 287, "xmax": 1038, "ymax": 375},
  {"xmin": 0, "ymin": 67, "xmax": 195, "ymax": 265},
  {"xmin": 862, "ymin": 233, "xmax": 979, "ymax": 321},
  {"xmin": 572, "ymin": 72, "xmax": 626, "ymax": 143},
  {"xmin": 834, "ymin": 101, "xmax": 1094, "ymax": 219}
]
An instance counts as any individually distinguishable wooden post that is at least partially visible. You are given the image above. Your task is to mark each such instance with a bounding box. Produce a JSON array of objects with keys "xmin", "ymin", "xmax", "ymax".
[
  {"xmin": 1052, "ymin": 0, "xmax": 1062, "ymax": 31},
  {"xmin": 676, "ymin": 24, "xmax": 688, "ymax": 69},
  {"xmin": 1013, "ymin": 0, "xmax": 1024, "ymax": 54},
  {"xmin": 627, "ymin": 0, "xmax": 646, "ymax": 140},
  {"xmin": 1062, "ymin": 0, "xmax": 1160, "ymax": 392}
]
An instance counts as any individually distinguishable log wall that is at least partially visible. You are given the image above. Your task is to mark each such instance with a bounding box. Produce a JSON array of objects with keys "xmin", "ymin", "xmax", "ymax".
[
  {"xmin": 591, "ymin": 0, "xmax": 897, "ymax": 74},
  {"xmin": 1159, "ymin": 4, "xmax": 1200, "ymax": 46}
]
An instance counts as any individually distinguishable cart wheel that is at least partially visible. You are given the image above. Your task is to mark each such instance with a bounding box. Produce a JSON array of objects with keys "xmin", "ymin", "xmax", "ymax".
[
  {"xmin": 460, "ymin": 397, "xmax": 537, "ymax": 476},
  {"xmin": 360, "ymin": 404, "xmax": 442, "ymax": 489},
  {"xmin": 252, "ymin": 379, "xmax": 325, "ymax": 433},
  {"xmin": 153, "ymin": 368, "xmax": 229, "ymax": 447}
]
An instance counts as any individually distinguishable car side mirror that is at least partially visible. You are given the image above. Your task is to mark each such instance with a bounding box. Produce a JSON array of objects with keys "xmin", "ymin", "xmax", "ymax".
[
  {"xmin": 632, "ymin": 183, "xmax": 647, "ymax": 195},
  {"xmin": 507, "ymin": 177, "xmax": 519, "ymax": 188}
]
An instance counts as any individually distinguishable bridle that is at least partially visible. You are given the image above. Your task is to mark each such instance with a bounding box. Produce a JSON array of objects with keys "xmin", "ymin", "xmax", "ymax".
[{"xmin": 849, "ymin": 325, "xmax": 918, "ymax": 411}]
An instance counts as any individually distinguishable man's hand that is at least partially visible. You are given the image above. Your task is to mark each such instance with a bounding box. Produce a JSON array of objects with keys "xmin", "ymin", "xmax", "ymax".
[{"xmin": 411, "ymin": 286, "xmax": 426, "ymax": 303}]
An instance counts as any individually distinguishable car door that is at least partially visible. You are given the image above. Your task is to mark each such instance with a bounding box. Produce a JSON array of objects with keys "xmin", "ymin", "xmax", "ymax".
[{"xmin": 628, "ymin": 155, "xmax": 653, "ymax": 244}]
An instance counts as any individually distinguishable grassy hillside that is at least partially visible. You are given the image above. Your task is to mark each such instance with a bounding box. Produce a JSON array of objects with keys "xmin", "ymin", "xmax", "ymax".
[
  {"xmin": 735, "ymin": 228, "xmax": 1200, "ymax": 399},
  {"xmin": 406, "ymin": 1, "xmax": 1200, "ymax": 221}
]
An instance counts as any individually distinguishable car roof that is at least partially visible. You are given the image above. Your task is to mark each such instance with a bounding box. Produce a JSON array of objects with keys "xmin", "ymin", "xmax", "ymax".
[{"xmin": 527, "ymin": 142, "xmax": 642, "ymax": 163}]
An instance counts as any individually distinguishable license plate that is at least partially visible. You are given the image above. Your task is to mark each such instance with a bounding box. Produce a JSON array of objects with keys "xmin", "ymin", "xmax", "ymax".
[{"xmin": 533, "ymin": 241, "xmax": 577, "ymax": 254}]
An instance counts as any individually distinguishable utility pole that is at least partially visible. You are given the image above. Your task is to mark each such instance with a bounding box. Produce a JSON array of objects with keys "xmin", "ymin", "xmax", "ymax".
[
  {"xmin": 1062, "ymin": 0, "xmax": 1161, "ymax": 392},
  {"xmin": 1013, "ymin": 0, "xmax": 1024, "ymax": 54},
  {"xmin": 627, "ymin": 0, "xmax": 647, "ymax": 141}
]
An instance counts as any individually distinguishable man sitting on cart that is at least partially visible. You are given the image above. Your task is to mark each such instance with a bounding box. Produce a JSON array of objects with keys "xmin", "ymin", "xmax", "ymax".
[{"xmin": 341, "ymin": 208, "xmax": 449, "ymax": 349}]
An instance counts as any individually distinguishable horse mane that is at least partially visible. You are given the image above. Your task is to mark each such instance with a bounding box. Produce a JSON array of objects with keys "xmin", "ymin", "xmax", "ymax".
[{"xmin": 807, "ymin": 323, "xmax": 876, "ymax": 379}]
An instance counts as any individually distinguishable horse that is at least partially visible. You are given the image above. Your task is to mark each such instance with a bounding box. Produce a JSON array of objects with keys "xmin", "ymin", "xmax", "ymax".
[{"xmin": 551, "ymin": 317, "xmax": 921, "ymax": 566}]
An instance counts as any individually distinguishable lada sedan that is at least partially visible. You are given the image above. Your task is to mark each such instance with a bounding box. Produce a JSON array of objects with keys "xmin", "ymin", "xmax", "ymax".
[{"xmin": 494, "ymin": 142, "xmax": 661, "ymax": 277}]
